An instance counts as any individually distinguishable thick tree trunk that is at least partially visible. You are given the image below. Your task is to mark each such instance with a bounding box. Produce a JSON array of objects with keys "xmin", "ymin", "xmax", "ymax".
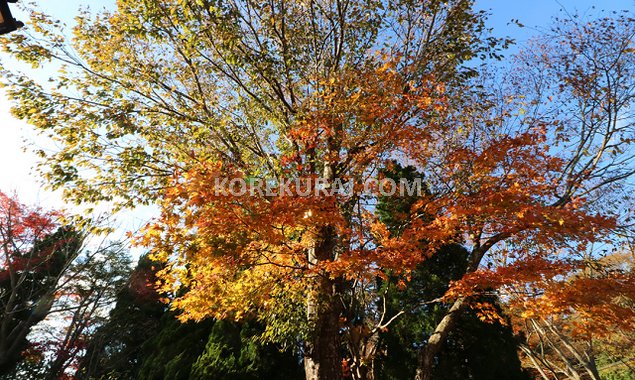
[
  {"xmin": 304, "ymin": 281, "xmax": 343, "ymax": 380},
  {"xmin": 304, "ymin": 224, "xmax": 343, "ymax": 380},
  {"xmin": 414, "ymin": 297, "xmax": 465, "ymax": 380}
]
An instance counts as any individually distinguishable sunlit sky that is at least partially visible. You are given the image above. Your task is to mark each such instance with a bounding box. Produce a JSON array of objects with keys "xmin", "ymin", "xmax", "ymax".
[{"xmin": 0, "ymin": 0, "xmax": 632, "ymax": 238}]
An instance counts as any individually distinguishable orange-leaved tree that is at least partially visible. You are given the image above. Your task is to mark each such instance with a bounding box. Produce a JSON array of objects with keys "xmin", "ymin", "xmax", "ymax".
[
  {"xmin": 139, "ymin": 62, "xmax": 449, "ymax": 379},
  {"xmin": 2, "ymin": 1, "xmax": 635, "ymax": 379},
  {"xmin": 1, "ymin": 1, "xmax": 506, "ymax": 379},
  {"xmin": 505, "ymin": 251, "xmax": 635, "ymax": 380},
  {"xmin": 141, "ymin": 11, "xmax": 635, "ymax": 380}
]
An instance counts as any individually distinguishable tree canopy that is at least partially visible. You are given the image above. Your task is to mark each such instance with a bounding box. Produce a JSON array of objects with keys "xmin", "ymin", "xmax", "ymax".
[{"xmin": 1, "ymin": 1, "xmax": 635, "ymax": 379}]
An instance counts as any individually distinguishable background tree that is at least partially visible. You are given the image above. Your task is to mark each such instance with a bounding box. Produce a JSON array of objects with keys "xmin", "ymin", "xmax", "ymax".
[
  {"xmin": 189, "ymin": 320, "xmax": 303, "ymax": 380},
  {"xmin": 78, "ymin": 253, "xmax": 303, "ymax": 380},
  {"xmin": 508, "ymin": 250, "xmax": 635, "ymax": 380},
  {"xmin": 136, "ymin": 314, "xmax": 215, "ymax": 380},
  {"xmin": 409, "ymin": 11, "xmax": 635, "ymax": 378},
  {"xmin": 77, "ymin": 254, "xmax": 166, "ymax": 379},
  {"xmin": 0, "ymin": 191, "xmax": 82, "ymax": 374},
  {"xmin": 41, "ymin": 245, "xmax": 131, "ymax": 379}
]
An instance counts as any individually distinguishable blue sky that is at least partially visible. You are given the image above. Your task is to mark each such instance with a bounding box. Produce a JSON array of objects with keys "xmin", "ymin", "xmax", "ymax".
[
  {"xmin": 477, "ymin": 0, "xmax": 633, "ymax": 43},
  {"xmin": 0, "ymin": 0, "xmax": 632, "ymax": 231}
]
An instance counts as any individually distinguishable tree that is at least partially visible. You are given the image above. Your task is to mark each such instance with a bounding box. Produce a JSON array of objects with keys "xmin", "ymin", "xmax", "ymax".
[
  {"xmin": 41, "ymin": 245, "xmax": 131, "ymax": 380},
  {"xmin": 2, "ymin": 3, "xmax": 635, "ymax": 380},
  {"xmin": 77, "ymin": 254, "xmax": 165, "ymax": 379},
  {"xmin": 136, "ymin": 314, "xmax": 215, "ymax": 380},
  {"xmin": 410, "ymin": 11, "xmax": 635, "ymax": 379},
  {"xmin": 190, "ymin": 320, "xmax": 303, "ymax": 380},
  {"xmin": 0, "ymin": 191, "xmax": 83, "ymax": 374},
  {"xmin": 509, "ymin": 250, "xmax": 635, "ymax": 380},
  {"xmin": 78, "ymin": 253, "xmax": 303, "ymax": 380},
  {"xmin": 0, "ymin": 190, "xmax": 132, "ymax": 379},
  {"xmin": 375, "ymin": 247, "xmax": 531, "ymax": 380},
  {"xmin": 1, "ymin": 1, "xmax": 505, "ymax": 379}
]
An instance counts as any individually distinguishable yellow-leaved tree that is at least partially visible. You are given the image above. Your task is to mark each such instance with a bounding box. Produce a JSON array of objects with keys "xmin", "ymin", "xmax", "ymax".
[{"xmin": 2, "ymin": 1, "xmax": 635, "ymax": 379}]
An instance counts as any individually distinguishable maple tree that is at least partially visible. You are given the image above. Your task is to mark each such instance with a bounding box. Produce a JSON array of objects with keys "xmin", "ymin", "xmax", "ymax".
[
  {"xmin": 2, "ymin": 2, "xmax": 635, "ymax": 380},
  {"xmin": 429, "ymin": 12, "xmax": 635, "ymax": 380},
  {"xmin": 139, "ymin": 45, "xmax": 624, "ymax": 380},
  {"xmin": 1, "ymin": 1, "xmax": 504, "ymax": 378}
]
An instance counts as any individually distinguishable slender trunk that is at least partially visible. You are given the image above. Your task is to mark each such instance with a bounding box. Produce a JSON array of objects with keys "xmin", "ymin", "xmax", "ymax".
[
  {"xmin": 347, "ymin": 328, "xmax": 379, "ymax": 380},
  {"xmin": 584, "ymin": 341, "xmax": 601, "ymax": 380},
  {"xmin": 519, "ymin": 345, "xmax": 554, "ymax": 380},
  {"xmin": 414, "ymin": 239, "xmax": 503, "ymax": 379},
  {"xmin": 531, "ymin": 319, "xmax": 581, "ymax": 380},
  {"xmin": 414, "ymin": 297, "xmax": 465, "ymax": 380},
  {"xmin": 0, "ymin": 301, "xmax": 52, "ymax": 375}
]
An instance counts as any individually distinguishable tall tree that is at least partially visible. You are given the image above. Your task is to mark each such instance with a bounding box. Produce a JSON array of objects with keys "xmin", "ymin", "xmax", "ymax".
[
  {"xmin": 1, "ymin": 2, "xmax": 503, "ymax": 379},
  {"xmin": 2, "ymin": 3, "xmax": 635, "ymax": 380}
]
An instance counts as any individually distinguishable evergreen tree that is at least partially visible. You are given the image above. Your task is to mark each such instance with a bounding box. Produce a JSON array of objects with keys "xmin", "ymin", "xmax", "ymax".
[
  {"xmin": 77, "ymin": 254, "xmax": 165, "ymax": 379},
  {"xmin": 191, "ymin": 321, "xmax": 303, "ymax": 380},
  {"xmin": 137, "ymin": 314, "xmax": 214, "ymax": 380},
  {"xmin": 79, "ymin": 254, "xmax": 303, "ymax": 380}
]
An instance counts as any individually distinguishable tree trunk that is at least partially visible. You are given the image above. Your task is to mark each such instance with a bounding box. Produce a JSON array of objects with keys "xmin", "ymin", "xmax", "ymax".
[
  {"xmin": 0, "ymin": 311, "xmax": 48, "ymax": 374},
  {"xmin": 304, "ymin": 224, "xmax": 342, "ymax": 380},
  {"xmin": 414, "ymin": 241, "xmax": 498, "ymax": 380},
  {"xmin": 0, "ymin": 323, "xmax": 30, "ymax": 374},
  {"xmin": 304, "ymin": 282, "xmax": 343, "ymax": 380},
  {"xmin": 414, "ymin": 297, "xmax": 465, "ymax": 380}
]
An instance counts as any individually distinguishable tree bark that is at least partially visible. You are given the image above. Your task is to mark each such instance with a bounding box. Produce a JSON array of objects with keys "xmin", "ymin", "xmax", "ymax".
[
  {"xmin": 414, "ymin": 297, "xmax": 466, "ymax": 380},
  {"xmin": 304, "ymin": 225, "xmax": 342, "ymax": 380}
]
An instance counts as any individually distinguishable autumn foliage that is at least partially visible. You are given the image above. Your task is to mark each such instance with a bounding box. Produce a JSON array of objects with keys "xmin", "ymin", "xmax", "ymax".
[{"xmin": 1, "ymin": 1, "xmax": 635, "ymax": 379}]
